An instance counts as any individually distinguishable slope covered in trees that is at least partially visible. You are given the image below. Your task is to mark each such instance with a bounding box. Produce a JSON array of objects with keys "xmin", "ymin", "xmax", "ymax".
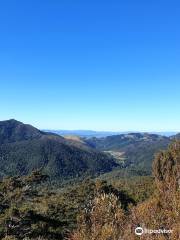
[
  {"xmin": 0, "ymin": 119, "xmax": 43, "ymax": 144},
  {"xmin": 86, "ymin": 133, "xmax": 171, "ymax": 173},
  {"xmin": 0, "ymin": 119, "xmax": 176, "ymax": 180},
  {"xmin": 0, "ymin": 171, "xmax": 136, "ymax": 240},
  {"xmin": 0, "ymin": 120, "xmax": 117, "ymax": 179}
]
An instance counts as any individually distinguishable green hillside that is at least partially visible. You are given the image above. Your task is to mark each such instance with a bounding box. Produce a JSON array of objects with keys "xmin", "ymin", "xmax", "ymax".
[
  {"xmin": 86, "ymin": 133, "xmax": 171, "ymax": 173},
  {"xmin": 0, "ymin": 120, "xmax": 117, "ymax": 179}
]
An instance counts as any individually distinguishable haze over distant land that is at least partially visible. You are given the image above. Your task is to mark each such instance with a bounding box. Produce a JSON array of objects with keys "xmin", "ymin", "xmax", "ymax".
[{"xmin": 44, "ymin": 129, "xmax": 178, "ymax": 138}]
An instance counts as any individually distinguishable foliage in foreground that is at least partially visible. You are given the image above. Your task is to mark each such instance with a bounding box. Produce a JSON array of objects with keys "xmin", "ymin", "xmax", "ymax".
[
  {"xmin": 70, "ymin": 141, "xmax": 180, "ymax": 240},
  {"xmin": 0, "ymin": 170, "xmax": 136, "ymax": 240}
]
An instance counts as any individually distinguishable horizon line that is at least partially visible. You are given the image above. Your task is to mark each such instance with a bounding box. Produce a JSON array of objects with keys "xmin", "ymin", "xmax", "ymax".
[{"xmin": 43, "ymin": 129, "xmax": 179, "ymax": 133}]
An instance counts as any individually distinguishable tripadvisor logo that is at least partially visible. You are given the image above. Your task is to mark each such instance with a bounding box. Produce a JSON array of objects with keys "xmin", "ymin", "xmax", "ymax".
[
  {"xmin": 135, "ymin": 227, "xmax": 173, "ymax": 236},
  {"xmin": 135, "ymin": 227, "xmax": 144, "ymax": 236}
]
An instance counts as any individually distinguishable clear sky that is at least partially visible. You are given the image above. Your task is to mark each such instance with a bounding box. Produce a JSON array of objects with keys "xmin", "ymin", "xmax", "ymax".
[{"xmin": 0, "ymin": 0, "xmax": 180, "ymax": 131}]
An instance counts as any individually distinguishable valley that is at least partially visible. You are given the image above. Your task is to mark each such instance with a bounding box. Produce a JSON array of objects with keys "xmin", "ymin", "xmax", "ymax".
[{"xmin": 0, "ymin": 119, "xmax": 179, "ymax": 240}]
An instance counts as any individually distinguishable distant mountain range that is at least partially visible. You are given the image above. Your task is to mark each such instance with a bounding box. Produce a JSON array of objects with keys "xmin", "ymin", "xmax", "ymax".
[
  {"xmin": 43, "ymin": 130, "xmax": 124, "ymax": 138},
  {"xmin": 59, "ymin": 133, "xmax": 180, "ymax": 174},
  {"xmin": 44, "ymin": 129, "xmax": 178, "ymax": 138},
  {"xmin": 0, "ymin": 119, "xmax": 179, "ymax": 180},
  {"xmin": 44, "ymin": 130, "xmax": 180, "ymax": 174}
]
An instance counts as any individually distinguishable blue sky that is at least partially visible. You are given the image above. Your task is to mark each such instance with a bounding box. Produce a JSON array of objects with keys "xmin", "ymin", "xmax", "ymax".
[{"xmin": 0, "ymin": 0, "xmax": 180, "ymax": 131}]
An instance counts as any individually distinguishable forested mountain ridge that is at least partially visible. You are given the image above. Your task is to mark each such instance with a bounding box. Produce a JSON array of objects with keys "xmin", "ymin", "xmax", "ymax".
[
  {"xmin": 85, "ymin": 133, "xmax": 170, "ymax": 151},
  {"xmin": 0, "ymin": 120, "xmax": 117, "ymax": 179},
  {"xmin": 0, "ymin": 119, "xmax": 178, "ymax": 180},
  {"xmin": 85, "ymin": 133, "xmax": 171, "ymax": 173},
  {"xmin": 0, "ymin": 119, "xmax": 43, "ymax": 144}
]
